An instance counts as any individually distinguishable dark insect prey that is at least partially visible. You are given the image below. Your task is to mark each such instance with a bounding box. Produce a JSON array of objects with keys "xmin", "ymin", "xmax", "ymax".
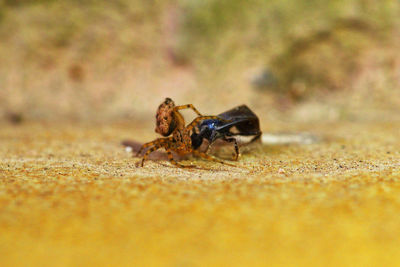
[{"xmin": 190, "ymin": 105, "xmax": 262, "ymax": 160}]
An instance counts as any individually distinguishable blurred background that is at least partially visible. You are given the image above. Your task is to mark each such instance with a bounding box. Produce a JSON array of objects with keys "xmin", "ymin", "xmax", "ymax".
[{"xmin": 1, "ymin": 0, "xmax": 399, "ymax": 125}]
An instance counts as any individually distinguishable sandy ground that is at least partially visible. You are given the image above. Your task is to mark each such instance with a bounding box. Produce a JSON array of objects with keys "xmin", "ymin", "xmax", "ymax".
[{"xmin": 0, "ymin": 121, "xmax": 399, "ymax": 266}]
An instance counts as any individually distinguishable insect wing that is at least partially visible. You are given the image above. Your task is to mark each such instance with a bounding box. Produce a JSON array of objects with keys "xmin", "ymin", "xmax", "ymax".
[
  {"xmin": 213, "ymin": 117, "xmax": 252, "ymax": 131},
  {"xmin": 217, "ymin": 105, "xmax": 258, "ymax": 121},
  {"xmin": 216, "ymin": 105, "xmax": 261, "ymax": 135}
]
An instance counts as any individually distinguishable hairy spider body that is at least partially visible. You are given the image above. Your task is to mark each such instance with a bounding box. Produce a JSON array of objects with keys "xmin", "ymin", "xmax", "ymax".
[{"xmin": 137, "ymin": 98, "xmax": 234, "ymax": 168}]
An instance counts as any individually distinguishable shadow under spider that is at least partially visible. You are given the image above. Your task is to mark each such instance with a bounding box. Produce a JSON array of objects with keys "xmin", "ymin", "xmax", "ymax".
[
  {"xmin": 156, "ymin": 161, "xmax": 226, "ymax": 171},
  {"xmin": 122, "ymin": 139, "xmax": 235, "ymax": 171},
  {"xmin": 122, "ymin": 139, "xmax": 188, "ymax": 161}
]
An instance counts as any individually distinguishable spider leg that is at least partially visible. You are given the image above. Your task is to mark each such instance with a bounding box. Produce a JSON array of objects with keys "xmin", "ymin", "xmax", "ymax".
[
  {"xmin": 222, "ymin": 137, "xmax": 240, "ymax": 161},
  {"xmin": 192, "ymin": 150, "xmax": 236, "ymax": 167},
  {"xmin": 174, "ymin": 104, "xmax": 203, "ymax": 117},
  {"xmin": 186, "ymin": 116, "xmax": 227, "ymax": 131},
  {"xmin": 136, "ymin": 138, "xmax": 170, "ymax": 156},
  {"xmin": 204, "ymin": 142, "xmax": 211, "ymax": 154},
  {"xmin": 140, "ymin": 144, "xmax": 163, "ymax": 167},
  {"xmin": 249, "ymin": 132, "xmax": 262, "ymax": 143},
  {"xmin": 166, "ymin": 149, "xmax": 195, "ymax": 168}
]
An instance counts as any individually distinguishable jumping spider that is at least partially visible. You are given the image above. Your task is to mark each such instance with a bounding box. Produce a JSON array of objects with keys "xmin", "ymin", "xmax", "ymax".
[{"xmin": 136, "ymin": 98, "xmax": 234, "ymax": 168}]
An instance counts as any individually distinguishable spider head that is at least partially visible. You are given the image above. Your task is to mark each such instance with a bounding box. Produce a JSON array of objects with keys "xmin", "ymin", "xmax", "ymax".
[{"xmin": 155, "ymin": 98, "xmax": 177, "ymax": 136}]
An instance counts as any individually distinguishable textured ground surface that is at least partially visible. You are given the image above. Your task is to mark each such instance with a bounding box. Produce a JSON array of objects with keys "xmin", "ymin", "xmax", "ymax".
[{"xmin": 0, "ymin": 121, "xmax": 399, "ymax": 266}]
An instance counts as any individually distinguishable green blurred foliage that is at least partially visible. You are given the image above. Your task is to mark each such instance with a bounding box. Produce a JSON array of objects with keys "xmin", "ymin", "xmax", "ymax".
[
  {"xmin": 0, "ymin": 0, "xmax": 399, "ymax": 114},
  {"xmin": 0, "ymin": 0, "xmax": 170, "ymax": 63},
  {"xmin": 178, "ymin": 0, "xmax": 398, "ymax": 59},
  {"xmin": 2, "ymin": 0, "xmax": 55, "ymax": 7},
  {"xmin": 173, "ymin": 0, "xmax": 399, "ymax": 99},
  {"xmin": 1, "ymin": 0, "xmax": 398, "ymax": 67},
  {"xmin": 268, "ymin": 18, "xmax": 377, "ymax": 99}
]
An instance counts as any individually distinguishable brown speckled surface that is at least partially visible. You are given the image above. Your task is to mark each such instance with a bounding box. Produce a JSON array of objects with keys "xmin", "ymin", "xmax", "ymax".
[{"xmin": 1, "ymin": 121, "xmax": 399, "ymax": 266}]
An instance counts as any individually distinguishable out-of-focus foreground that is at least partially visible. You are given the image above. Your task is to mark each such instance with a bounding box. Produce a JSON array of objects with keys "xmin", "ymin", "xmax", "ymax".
[
  {"xmin": 1, "ymin": 1, "xmax": 400, "ymax": 266},
  {"xmin": 1, "ymin": 121, "xmax": 400, "ymax": 266}
]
